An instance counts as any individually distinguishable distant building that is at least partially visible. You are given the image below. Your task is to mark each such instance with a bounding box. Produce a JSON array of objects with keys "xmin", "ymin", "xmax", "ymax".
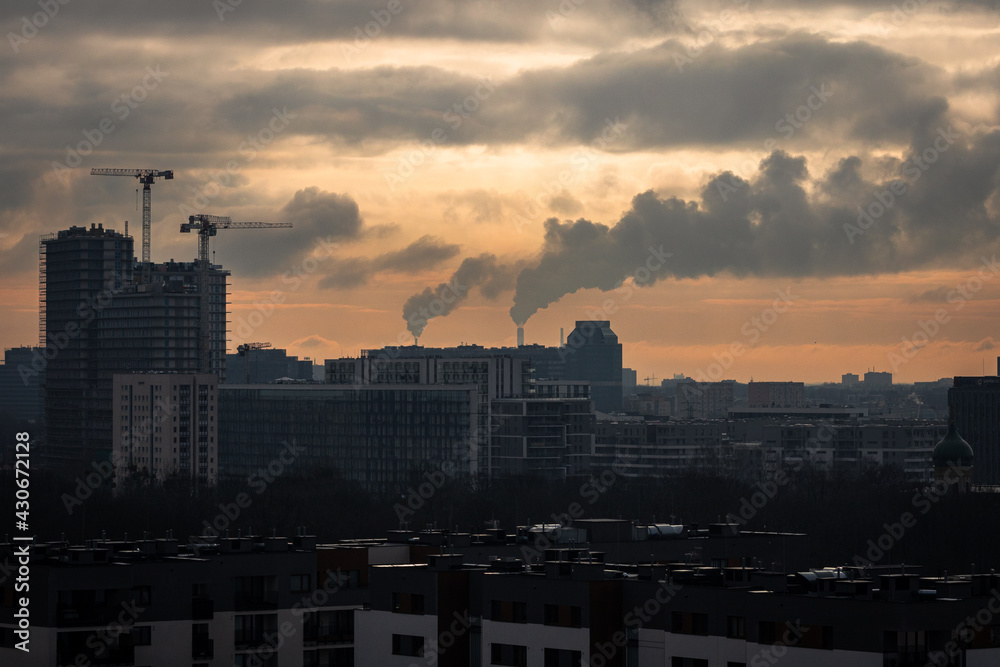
[
  {"xmin": 0, "ymin": 347, "xmax": 43, "ymax": 422},
  {"xmin": 622, "ymin": 367, "xmax": 637, "ymax": 394},
  {"xmin": 949, "ymin": 376, "xmax": 1000, "ymax": 485},
  {"xmin": 225, "ymin": 347, "xmax": 315, "ymax": 384},
  {"xmin": 562, "ymin": 320, "xmax": 623, "ymax": 413},
  {"xmin": 675, "ymin": 380, "xmax": 734, "ymax": 419},
  {"xmin": 747, "ymin": 381, "xmax": 804, "ymax": 408},
  {"xmin": 864, "ymin": 371, "xmax": 892, "ymax": 387},
  {"xmin": 841, "ymin": 373, "xmax": 860, "ymax": 385},
  {"xmin": 113, "ymin": 373, "xmax": 218, "ymax": 484}
]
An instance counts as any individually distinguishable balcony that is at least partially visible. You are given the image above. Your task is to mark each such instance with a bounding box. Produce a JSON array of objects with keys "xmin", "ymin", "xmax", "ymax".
[{"xmin": 192, "ymin": 637, "xmax": 214, "ymax": 659}]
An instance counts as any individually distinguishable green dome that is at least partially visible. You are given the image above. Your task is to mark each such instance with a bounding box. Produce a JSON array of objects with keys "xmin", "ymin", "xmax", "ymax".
[{"xmin": 933, "ymin": 423, "xmax": 974, "ymax": 467}]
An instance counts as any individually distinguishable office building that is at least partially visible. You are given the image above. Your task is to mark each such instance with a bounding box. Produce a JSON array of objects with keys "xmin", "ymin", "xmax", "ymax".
[
  {"xmin": 490, "ymin": 397, "xmax": 595, "ymax": 478},
  {"xmin": 218, "ymin": 384, "xmax": 479, "ymax": 489},
  {"xmin": 113, "ymin": 373, "xmax": 218, "ymax": 484},
  {"xmin": 226, "ymin": 347, "xmax": 316, "ymax": 384},
  {"xmin": 562, "ymin": 320, "xmax": 623, "ymax": 413},
  {"xmin": 864, "ymin": 371, "xmax": 893, "ymax": 387}
]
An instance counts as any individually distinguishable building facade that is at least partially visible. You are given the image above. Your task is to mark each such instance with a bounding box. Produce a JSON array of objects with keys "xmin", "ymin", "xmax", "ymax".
[
  {"xmin": 949, "ymin": 376, "xmax": 1000, "ymax": 485},
  {"xmin": 113, "ymin": 373, "xmax": 219, "ymax": 484}
]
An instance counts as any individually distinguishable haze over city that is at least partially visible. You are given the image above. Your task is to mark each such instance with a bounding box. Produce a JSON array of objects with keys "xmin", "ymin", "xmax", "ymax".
[{"xmin": 4, "ymin": 0, "xmax": 1000, "ymax": 383}]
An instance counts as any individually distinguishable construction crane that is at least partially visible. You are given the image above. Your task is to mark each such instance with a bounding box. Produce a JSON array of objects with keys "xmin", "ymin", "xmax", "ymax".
[
  {"xmin": 90, "ymin": 168, "xmax": 174, "ymax": 264},
  {"xmin": 237, "ymin": 342, "xmax": 271, "ymax": 384},
  {"xmin": 180, "ymin": 214, "xmax": 293, "ymax": 263},
  {"xmin": 180, "ymin": 214, "xmax": 292, "ymax": 375}
]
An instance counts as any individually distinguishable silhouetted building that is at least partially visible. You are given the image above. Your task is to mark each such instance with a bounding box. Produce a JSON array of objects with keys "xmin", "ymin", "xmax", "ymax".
[
  {"xmin": 225, "ymin": 347, "xmax": 315, "ymax": 384},
  {"xmin": 562, "ymin": 320, "xmax": 623, "ymax": 413},
  {"xmin": 864, "ymin": 371, "xmax": 892, "ymax": 387},
  {"xmin": 622, "ymin": 368, "xmax": 637, "ymax": 395},
  {"xmin": 0, "ymin": 346, "xmax": 43, "ymax": 422},
  {"xmin": 932, "ymin": 422, "xmax": 974, "ymax": 493},
  {"xmin": 949, "ymin": 376, "xmax": 1000, "ymax": 485},
  {"xmin": 39, "ymin": 225, "xmax": 228, "ymax": 468},
  {"xmin": 842, "ymin": 373, "xmax": 860, "ymax": 385}
]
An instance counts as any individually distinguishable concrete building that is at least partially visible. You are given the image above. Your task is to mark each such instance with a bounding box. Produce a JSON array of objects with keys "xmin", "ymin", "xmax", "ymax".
[
  {"xmin": 842, "ymin": 373, "xmax": 860, "ymax": 385},
  {"xmin": 675, "ymin": 381, "xmax": 734, "ymax": 420},
  {"xmin": 747, "ymin": 381, "xmax": 804, "ymax": 408},
  {"xmin": 949, "ymin": 376, "xmax": 1000, "ymax": 485},
  {"xmin": 39, "ymin": 226, "xmax": 228, "ymax": 468},
  {"xmin": 113, "ymin": 373, "xmax": 218, "ymax": 484},
  {"xmin": 622, "ymin": 368, "xmax": 637, "ymax": 395}
]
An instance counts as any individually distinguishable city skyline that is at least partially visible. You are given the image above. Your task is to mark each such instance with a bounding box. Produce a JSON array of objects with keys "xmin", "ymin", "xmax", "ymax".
[{"xmin": 4, "ymin": 1, "xmax": 1000, "ymax": 383}]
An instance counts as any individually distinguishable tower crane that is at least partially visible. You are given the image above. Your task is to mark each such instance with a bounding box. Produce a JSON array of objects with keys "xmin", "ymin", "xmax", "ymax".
[
  {"xmin": 90, "ymin": 168, "xmax": 174, "ymax": 264},
  {"xmin": 180, "ymin": 214, "xmax": 292, "ymax": 375},
  {"xmin": 237, "ymin": 342, "xmax": 272, "ymax": 384}
]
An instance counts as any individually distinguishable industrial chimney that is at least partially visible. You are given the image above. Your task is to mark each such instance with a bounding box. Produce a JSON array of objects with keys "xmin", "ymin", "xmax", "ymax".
[
  {"xmin": 560, "ymin": 328, "xmax": 564, "ymax": 347},
  {"xmin": 517, "ymin": 326, "xmax": 524, "ymax": 347}
]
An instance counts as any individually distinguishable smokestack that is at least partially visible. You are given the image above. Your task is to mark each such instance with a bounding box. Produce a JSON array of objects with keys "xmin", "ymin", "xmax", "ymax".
[
  {"xmin": 517, "ymin": 326, "xmax": 524, "ymax": 347},
  {"xmin": 560, "ymin": 328, "xmax": 564, "ymax": 347}
]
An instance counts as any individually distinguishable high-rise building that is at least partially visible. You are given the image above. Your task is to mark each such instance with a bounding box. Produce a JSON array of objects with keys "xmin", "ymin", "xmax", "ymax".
[
  {"xmin": 225, "ymin": 347, "xmax": 318, "ymax": 384},
  {"xmin": 949, "ymin": 376, "xmax": 1000, "ymax": 485},
  {"xmin": 40, "ymin": 225, "xmax": 228, "ymax": 468},
  {"xmin": 113, "ymin": 373, "xmax": 219, "ymax": 484},
  {"xmin": 675, "ymin": 380, "xmax": 735, "ymax": 419},
  {"xmin": 864, "ymin": 371, "xmax": 892, "ymax": 387},
  {"xmin": 562, "ymin": 320, "xmax": 623, "ymax": 413}
]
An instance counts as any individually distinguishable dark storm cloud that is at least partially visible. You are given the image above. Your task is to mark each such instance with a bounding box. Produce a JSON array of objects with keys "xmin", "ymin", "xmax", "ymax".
[
  {"xmin": 208, "ymin": 187, "xmax": 363, "ymax": 278},
  {"xmin": 198, "ymin": 35, "xmax": 953, "ymax": 152},
  {"xmin": 317, "ymin": 235, "xmax": 461, "ymax": 289},
  {"xmin": 506, "ymin": 123, "xmax": 1000, "ymax": 324}
]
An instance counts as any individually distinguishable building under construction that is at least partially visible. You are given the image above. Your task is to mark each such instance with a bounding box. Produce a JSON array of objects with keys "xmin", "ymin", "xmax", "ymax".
[{"xmin": 39, "ymin": 224, "xmax": 229, "ymax": 469}]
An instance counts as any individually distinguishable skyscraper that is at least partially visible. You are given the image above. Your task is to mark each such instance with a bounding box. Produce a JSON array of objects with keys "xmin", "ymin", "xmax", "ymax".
[
  {"xmin": 40, "ymin": 225, "xmax": 228, "ymax": 468},
  {"xmin": 563, "ymin": 320, "xmax": 623, "ymax": 413}
]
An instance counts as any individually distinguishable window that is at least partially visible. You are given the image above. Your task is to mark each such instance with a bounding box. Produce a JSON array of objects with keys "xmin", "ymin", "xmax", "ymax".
[
  {"xmin": 391, "ymin": 592, "xmax": 425, "ymax": 614},
  {"xmin": 491, "ymin": 642, "xmax": 528, "ymax": 666},
  {"xmin": 392, "ymin": 634, "xmax": 424, "ymax": 657},
  {"xmin": 291, "ymin": 574, "xmax": 311, "ymax": 593},
  {"xmin": 544, "ymin": 648, "xmax": 582, "ymax": 667},
  {"xmin": 727, "ymin": 615, "xmax": 746, "ymax": 639},
  {"xmin": 491, "ymin": 600, "xmax": 527, "ymax": 623},
  {"xmin": 544, "ymin": 604, "xmax": 582, "ymax": 628},
  {"xmin": 131, "ymin": 625, "xmax": 151, "ymax": 646}
]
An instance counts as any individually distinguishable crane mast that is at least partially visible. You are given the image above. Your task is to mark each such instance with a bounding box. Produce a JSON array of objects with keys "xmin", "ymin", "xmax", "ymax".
[{"xmin": 90, "ymin": 168, "xmax": 174, "ymax": 268}]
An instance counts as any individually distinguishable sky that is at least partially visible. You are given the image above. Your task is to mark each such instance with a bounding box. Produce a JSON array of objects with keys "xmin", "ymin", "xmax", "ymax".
[{"xmin": 3, "ymin": 0, "xmax": 1000, "ymax": 384}]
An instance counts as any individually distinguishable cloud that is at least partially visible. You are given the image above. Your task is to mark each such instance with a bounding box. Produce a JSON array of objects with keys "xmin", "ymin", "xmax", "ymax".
[{"xmin": 317, "ymin": 235, "xmax": 461, "ymax": 289}]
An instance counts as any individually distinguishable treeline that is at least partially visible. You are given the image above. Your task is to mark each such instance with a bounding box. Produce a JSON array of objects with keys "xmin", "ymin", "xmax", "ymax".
[{"xmin": 0, "ymin": 462, "xmax": 997, "ymax": 574}]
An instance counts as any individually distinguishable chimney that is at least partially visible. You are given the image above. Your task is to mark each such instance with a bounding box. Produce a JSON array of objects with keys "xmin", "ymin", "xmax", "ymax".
[
  {"xmin": 560, "ymin": 328, "xmax": 564, "ymax": 347},
  {"xmin": 517, "ymin": 326, "xmax": 524, "ymax": 347}
]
